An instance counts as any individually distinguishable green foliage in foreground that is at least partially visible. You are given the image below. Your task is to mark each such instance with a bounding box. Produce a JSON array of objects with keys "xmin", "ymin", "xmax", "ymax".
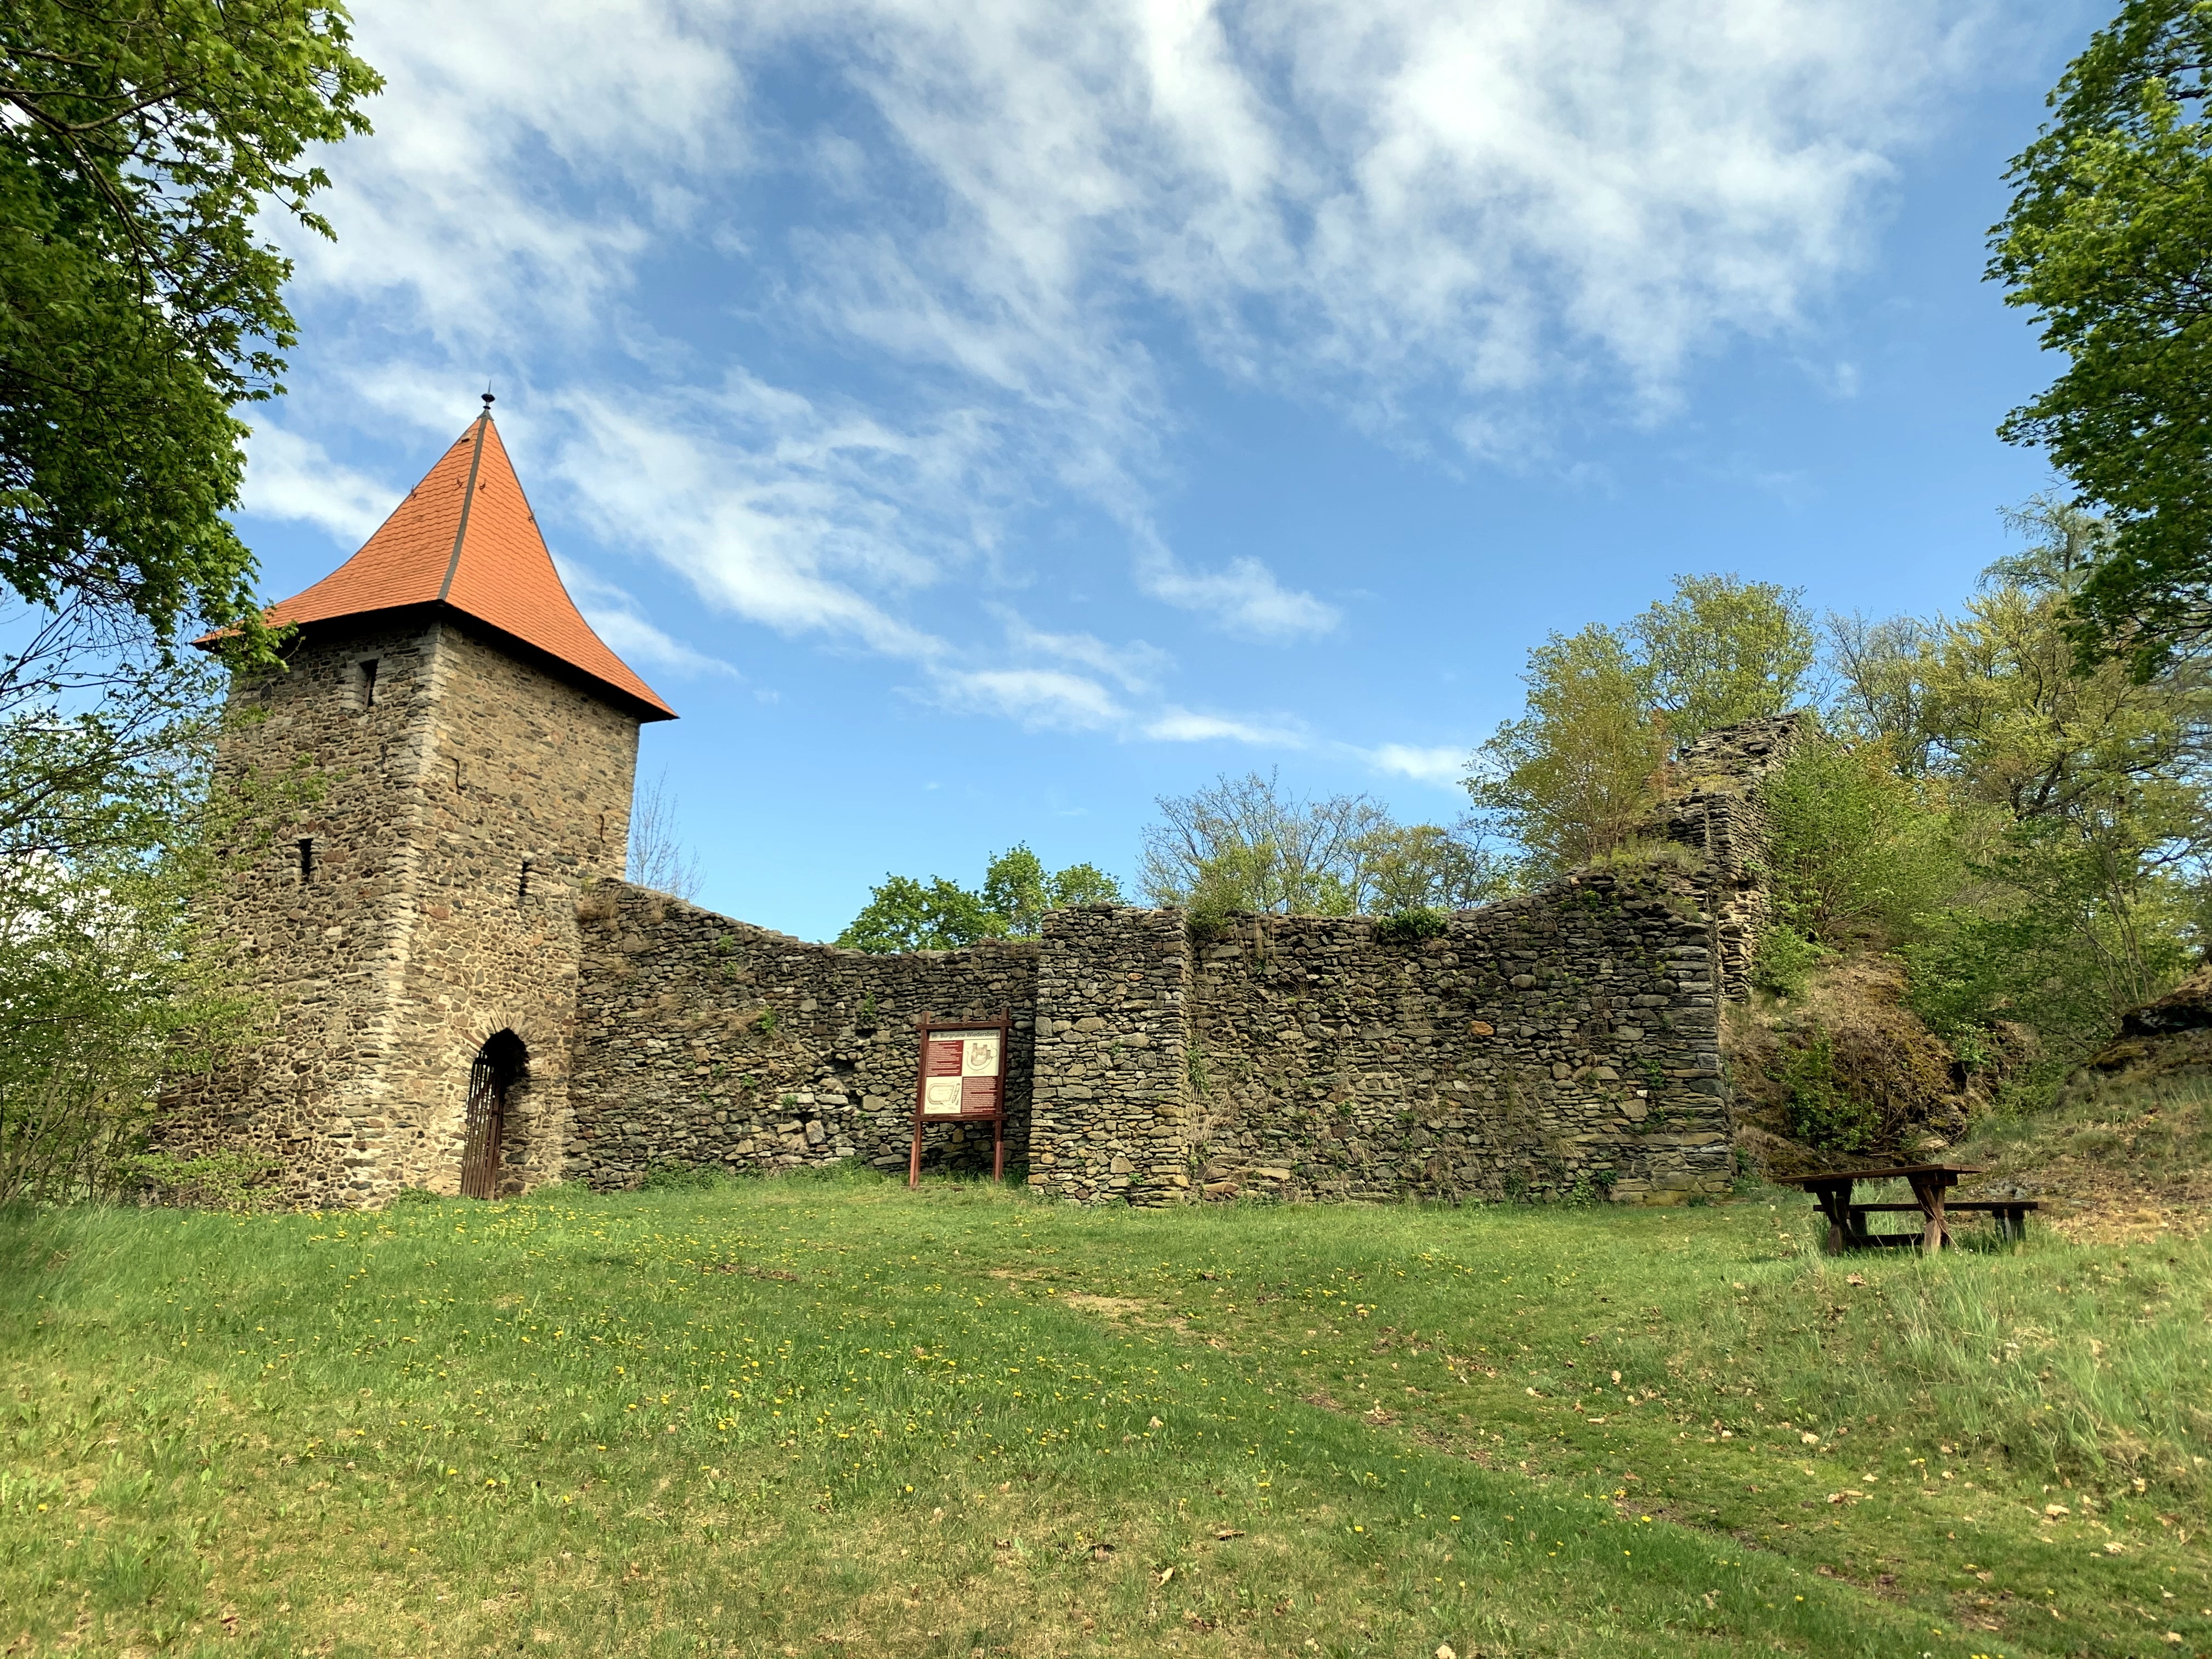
[
  {"xmin": 2, "ymin": 1182, "xmax": 2205, "ymax": 1656},
  {"xmin": 0, "ymin": 0, "xmax": 379, "ymax": 652},
  {"xmin": 1988, "ymin": 0, "xmax": 2212, "ymax": 670}
]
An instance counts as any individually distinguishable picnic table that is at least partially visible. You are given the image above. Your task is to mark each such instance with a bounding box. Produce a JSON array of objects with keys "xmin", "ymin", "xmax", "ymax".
[{"xmin": 1780, "ymin": 1164, "xmax": 2038, "ymax": 1253}]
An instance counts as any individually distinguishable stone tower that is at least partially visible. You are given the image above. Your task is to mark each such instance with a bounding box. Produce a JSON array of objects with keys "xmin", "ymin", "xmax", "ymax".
[{"xmin": 168, "ymin": 400, "xmax": 676, "ymax": 1206}]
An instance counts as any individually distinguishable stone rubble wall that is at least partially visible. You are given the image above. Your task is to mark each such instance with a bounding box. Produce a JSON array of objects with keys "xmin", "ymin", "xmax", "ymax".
[
  {"xmin": 1657, "ymin": 713, "xmax": 1805, "ymax": 1002},
  {"xmin": 564, "ymin": 885, "xmax": 1039, "ymax": 1185},
  {"xmin": 1024, "ymin": 907, "xmax": 1194, "ymax": 1206},
  {"xmin": 568, "ymin": 873, "xmax": 1733, "ymax": 1206},
  {"xmin": 1171, "ymin": 870, "xmax": 1731, "ymax": 1206}
]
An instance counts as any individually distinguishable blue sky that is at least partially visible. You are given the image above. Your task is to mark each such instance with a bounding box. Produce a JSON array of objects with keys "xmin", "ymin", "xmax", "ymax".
[{"xmin": 238, "ymin": 0, "xmax": 2102, "ymax": 940}]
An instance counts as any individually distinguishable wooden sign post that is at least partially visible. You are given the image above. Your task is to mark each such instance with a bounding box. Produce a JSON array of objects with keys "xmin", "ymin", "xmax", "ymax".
[{"xmin": 908, "ymin": 1011, "xmax": 1010, "ymax": 1187}]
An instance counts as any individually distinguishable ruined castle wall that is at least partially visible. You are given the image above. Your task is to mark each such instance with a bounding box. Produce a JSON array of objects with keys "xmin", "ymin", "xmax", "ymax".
[
  {"xmin": 162, "ymin": 618, "xmax": 640, "ymax": 1205},
  {"xmin": 1170, "ymin": 868, "xmax": 1733, "ymax": 1206},
  {"xmin": 178, "ymin": 661, "xmax": 1790, "ymax": 1209},
  {"xmin": 1658, "ymin": 713, "xmax": 1802, "ymax": 1002},
  {"xmin": 569, "ymin": 878, "xmax": 1733, "ymax": 1206},
  {"xmin": 1024, "ymin": 907, "xmax": 1194, "ymax": 1206},
  {"xmin": 563, "ymin": 884, "xmax": 1039, "ymax": 1186}
]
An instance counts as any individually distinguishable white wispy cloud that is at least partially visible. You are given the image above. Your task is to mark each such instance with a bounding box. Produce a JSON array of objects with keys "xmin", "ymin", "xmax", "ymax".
[
  {"xmin": 258, "ymin": 0, "xmax": 1993, "ymax": 744},
  {"xmin": 992, "ymin": 607, "xmax": 1171, "ymax": 693},
  {"xmin": 1144, "ymin": 708, "xmax": 1308, "ymax": 746},
  {"xmin": 544, "ymin": 384, "xmax": 962, "ymax": 664},
  {"xmin": 238, "ymin": 425, "xmax": 395, "ymax": 546},
  {"xmin": 1358, "ymin": 742, "xmax": 1472, "ymax": 787},
  {"xmin": 930, "ymin": 667, "xmax": 1126, "ymax": 731},
  {"xmin": 1133, "ymin": 544, "xmax": 1340, "ymax": 640},
  {"xmin": 284, "ymin": 0, "xmax": 741, "ymax": 343}
]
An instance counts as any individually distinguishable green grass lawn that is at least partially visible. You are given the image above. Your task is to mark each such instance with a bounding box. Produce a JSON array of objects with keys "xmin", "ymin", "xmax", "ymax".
[{"xmin": 3, "ymin": 1175, "xmax": 2208, "ymax": 1657}]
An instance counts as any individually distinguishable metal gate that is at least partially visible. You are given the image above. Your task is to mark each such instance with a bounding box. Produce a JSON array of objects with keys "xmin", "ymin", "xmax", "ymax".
[
  {"xmin": 458, "ymin": 1058, "xmax": 504, "ymax": 1199},
  {"xmin": 458, "ymin": 1031, "xmax": 526, "ymax": 1199}
]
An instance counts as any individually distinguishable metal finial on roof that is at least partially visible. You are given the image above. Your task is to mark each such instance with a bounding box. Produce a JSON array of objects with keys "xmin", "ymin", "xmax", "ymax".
[{"xmin": 481, "ymin": 388, "xmax": 496, "ymax": 412}]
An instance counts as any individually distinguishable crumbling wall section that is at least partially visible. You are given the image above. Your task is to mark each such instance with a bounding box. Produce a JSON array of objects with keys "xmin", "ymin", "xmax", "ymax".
[
  {"xmin": 1659, "ymin": 712, "xmax": 1805, "ymax": 1002},
  {"xmin": 560, "ymin": 714, "xmax": 1806, "ymax": 1206}
]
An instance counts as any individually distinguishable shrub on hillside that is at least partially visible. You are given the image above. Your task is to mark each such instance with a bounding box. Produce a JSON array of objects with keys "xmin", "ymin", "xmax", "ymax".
[{"xmin": 1761, "ymin": 733, "xmax": 1963, "ymax": 952}]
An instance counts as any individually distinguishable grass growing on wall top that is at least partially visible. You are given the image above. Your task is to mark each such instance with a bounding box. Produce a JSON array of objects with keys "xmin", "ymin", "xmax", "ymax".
[{"xmin": 1, "ymin": 1177, "xmax": 2207, "ymax": 1656}]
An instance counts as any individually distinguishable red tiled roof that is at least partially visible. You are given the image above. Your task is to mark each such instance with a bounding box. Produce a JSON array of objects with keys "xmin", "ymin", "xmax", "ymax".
[{"xmin": 262, "ymin": 410, "xmax": 676, "ymax": 721}]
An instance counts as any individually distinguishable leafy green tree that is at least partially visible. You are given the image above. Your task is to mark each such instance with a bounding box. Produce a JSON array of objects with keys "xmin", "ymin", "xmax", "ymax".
[
  {"xmin": 834, "ymin": 875, "xmax": 1007, "ymax": 953},
  {"xmin": 835, "ymin": 846, "xmax": 1125, "ymax": 952},
  {"xmin": 1905, "ymin": 812, "xmax": 2200, "ymax": 1053},
  {"xmin": 1466, "ymin": 624, "xmax": 1668, "ymax": 882},
  {"xmin": 1139, "ymin": 771, "xmax": 1388, "ymax": 918},
  {"xmin": 1355, "ymin": 821, "xmax": 1517, "ymax": 914},
  {"xmin": 1, "ymin": 0, "xmax": 380, "ymax": 653},
  {"xmin": 1631, "ymin": 573, "xmax": 1818, "ymax": 750},
  {"xmin": 1917, "ymin": 550, "xmax": 2212, "ymax": 838},
  {"xmin": 0, "ymin": 833, "xmax": 264, "ymax": 1203},
  {"xmin": 1826, "ymin": 611, "xmax": 1941, "ymax": 775},
  {"xmin": 0, "ymin": 642, "xmax": 305, "ymax": 1202},
  {"xmin": 980, "ymin": 845, "xmax": 1122, "ymax": 936},
  {"xmin": 1762, "ymin": 735, "xmax": 1963, "ymax": 951},
  {"xmin": 1466, "ymin": 575, "xmax": 1814, "ymax": 881},
  {"xmin": 1987, "ymin": 0, "xmax": 2212, "ymax": 668},
  {"xmin": 1783, "ymin": 500, "xmax": 2212, "ymax": 1046},
  {"xmin": 1751, "ymin": 733, "xmax": 1970, "ymax": 997}
]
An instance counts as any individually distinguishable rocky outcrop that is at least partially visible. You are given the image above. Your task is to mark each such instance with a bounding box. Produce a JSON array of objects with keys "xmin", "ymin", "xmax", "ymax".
[{"xmin": 2084, "ymin": 971, "xmax": 2212, "ymax": 1081}]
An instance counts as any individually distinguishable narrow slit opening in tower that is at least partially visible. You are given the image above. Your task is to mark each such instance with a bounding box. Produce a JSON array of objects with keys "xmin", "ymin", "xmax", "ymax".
[
  {"xmin": 459, "ymin": 1030, "xmax": 527, "ymax": 1200},
  {"xmin": 297, "ymin": 838, "xmax": 314, "ymax": 884},
  {"xmin": 360, "ymin": 658, "xmax": 379, "ymax": 707}
]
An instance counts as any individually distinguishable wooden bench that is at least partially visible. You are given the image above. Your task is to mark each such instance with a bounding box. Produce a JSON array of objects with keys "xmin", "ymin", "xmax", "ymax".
[
  {"xmin": 1844, "ymin": 1200, "xmax": 2040, "ymax": 1244},
  {"xmin": 1779, "ymin": 1164, "xmax": 2038, "ymax": 1252}
]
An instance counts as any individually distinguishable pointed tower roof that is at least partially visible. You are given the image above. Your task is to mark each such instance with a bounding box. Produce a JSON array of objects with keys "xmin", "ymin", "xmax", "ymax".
[{"xmin": 261, "ymin": 403, "xmax": 676, "ymax": 721}]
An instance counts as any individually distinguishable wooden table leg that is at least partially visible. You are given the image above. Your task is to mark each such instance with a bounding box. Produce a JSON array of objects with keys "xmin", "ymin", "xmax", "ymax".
[
  {"xmin": 1909, "ymin": 1172, "xmax": 1949, "ymax": 1251},
  {"xmin": 1812, "ymin": 1183, "xmax": 1854, "ymax": 1253}
]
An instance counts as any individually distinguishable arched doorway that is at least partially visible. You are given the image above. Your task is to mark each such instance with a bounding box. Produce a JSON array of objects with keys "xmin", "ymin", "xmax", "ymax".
[{"xmin": 459, "ymin": 1030, "xmax": 528, "ymax": 1199}]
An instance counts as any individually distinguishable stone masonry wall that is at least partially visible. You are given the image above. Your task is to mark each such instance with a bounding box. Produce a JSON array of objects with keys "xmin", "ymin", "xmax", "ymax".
[
  {"xmin": 1023, "ymin": 907, "xmax": 1194, "ymax": 1206},
  {"xmin": 162, "ymin": 618, "xmax": 442, "ymax": 1203},
  {"xmin": 392, "ymin": 625, "xmax": 641, "ymax": 1194},
  {"xmin": 1657, "ymin": 713, "xmax": 1804, "ymax": 1001},
  {"xmin": 572, "ymin": 873, "xmax": 1731, "ymax": 1206},
  {"xmin": 162, "ymin": 617, "xmax": 640, "ymax": 1206},
  {"xmin": 564, "ymin": 884, "xmax": 1039, "ymax": 1184},
  {"xmin": 1169, "ymin": 868, "xmax": 1731, "ymax": 1206}
]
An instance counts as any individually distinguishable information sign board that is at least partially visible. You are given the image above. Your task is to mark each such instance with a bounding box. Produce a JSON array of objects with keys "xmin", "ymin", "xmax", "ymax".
[{"xmin": 908, "ymin": 1012, "xmax": 1010, "ymax": 1186}]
